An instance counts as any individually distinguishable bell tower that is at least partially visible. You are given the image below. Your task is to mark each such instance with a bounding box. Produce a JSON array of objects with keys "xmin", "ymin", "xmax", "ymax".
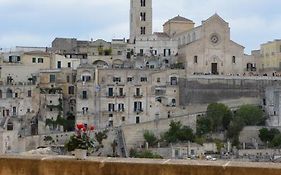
[{"xmin": 130, "ymin": 0, "xmax": 152, "ymax": 43}]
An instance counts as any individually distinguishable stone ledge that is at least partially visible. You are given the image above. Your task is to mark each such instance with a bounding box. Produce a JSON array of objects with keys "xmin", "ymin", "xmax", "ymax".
[{"xmin": 0, "ymin": 155, "xmax": 281, "ymax": 175}]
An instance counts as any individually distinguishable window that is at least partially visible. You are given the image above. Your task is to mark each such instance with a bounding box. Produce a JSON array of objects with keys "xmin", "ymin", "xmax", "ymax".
[
  {"xmin": 113, "ymin": 77, "xmax": 121, "ymax": 82},
  {"xmin": 140, "ymin": 27, "xmax": 146, "ymax": 35},
  {"xmin": 57, "ymin": 61, "xmax": 61, "ymax": 69},
  {"xmin": 108, "ymin": 103, "xmax": 115, "ymax": 112},
  {"xmin": 67, "ymin": 75, "xmax": 70, "ymax": 83},
  {"xmin": 127, "ymin": 77, "xmax": 133, "ymax": 82},
  {"xmin": 140, "ymin": 12, "xmax": 146, "ymax": 21},
  {"xmin": 136, "ymin": 88, "xmax": 141, "ymax": 96},
  {"xmin": 118, "ymin": 103, "xmax": 124, "ymax": 111},
  {"xmin": 82, "ymin": 91, "xmax": 87, "ymax": 99},
  {"xmin": 15, "ymin": 93, "xmax": 18, "ymax": 98},
  {"xmin": 27, "ymin": 109, "xmax": 31, "ymax": 113},
  {"xmin": 194, "ymin": 56, "xmax": 198, "ymax": 64},
  {"xmin": 170, "ymin": 77, "xmax": 178, "ymax": 85},
  {"xmin": 157, "ymin": 78, "xmax": 160, "ymax": 83},
  {"xmin": 134, "ymin": 101, "xmax": 142, "ymax": 112},
  {"xmin": 12, "ymin": 107, "xmax": 16, "ymax": 116},
  {"xmin": 140, "ymin": 77, "xmax": 147, "ymax": 82},
  {"xmin": 117, "ymin": 51, "xmax": 122, "ymax": 55},
  {"xmin": 68, "ymin": 86, "xmax": 74, "ymax": 95},
  {"xmin": 108, "ymin": 87, "xmax": 114, "ymax": 97},
  {"xmin": 68, "ymin": 62, "xmax": 71, "ymax": 68},
  {"xmin": 136, "ymin": 116, "xmax": 140, "ymax": 124},
  {"xmin": 6, "ymin": 89, "xmax": 13, "ymax": 98},
  {"xmin": 140, "ymin": 0, "xmax": 146, "ymax": 6},
  {"xmin": 50, "ymin": 74, "xmax": 56, "ymax": 83},
  {"xmin": 82, "ymin": 75, "xmax": 91, "ymax": 82},
  {"xmin": 32, "ymin": 57, "xmax": 36, "ymax": 63},
  {"xmin": 82, "ymin": 107, "xmax": 88, "ymax": 114},
  {"xmin": 0, "ymin": 90, "xmax": 2, "ymax": 99},
  {"xmin": 27, "ymin": 90, "xmax": 32, "ymax": 97},
  {"xmin": 171, "ymin": 99, "xmax": 176, "ymax": 107},
  {"xmin": 232, "ymin": 56, "xmax": 236, "ymax": 64},
  {"xmin": 140, "ymin": 49, "xmax": 144, "ymax": 56},
  {"xmin": 122, "ymin": 116, "xmax": 125, "ymax": 122},
  {"xmin": 119, "ymin": 88, "xmax": 124, "ymax": 96},
  {"xmin": 164, "ymin": 49, "xmax": 171, "ymax": 57},
  {"xmin": 38, "ymin": 58, "xmax": 44, "ymax": 63}
]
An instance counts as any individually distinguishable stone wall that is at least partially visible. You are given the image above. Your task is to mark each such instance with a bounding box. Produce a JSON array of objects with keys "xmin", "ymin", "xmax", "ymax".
[
  {"xmin": 179, "ymin": 76, "xmax": 281, "ymax": 106},
  {"xmin": 0, "ymin": 156, "xmax": 281, "ymax": 175},
  {"xmin": 122, "ymin": 114, "xmax": 197, "ymax": 149}
]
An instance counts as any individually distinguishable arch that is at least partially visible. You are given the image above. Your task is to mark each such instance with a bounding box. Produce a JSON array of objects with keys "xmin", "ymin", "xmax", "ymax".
[
  {"xmin": 171, "ymin": 99, "xmax": 176, "ymax": 107},
  {"xmin": 6, "ymin": 88, "xmax": 13, "ymax": 98},
  {"xmin": 92, "ymin": 60, "xmax": 109, "ymax": 68},
  {"xmin": 112, "ymin": 59, "xmax": 124, "ymax": 68}
]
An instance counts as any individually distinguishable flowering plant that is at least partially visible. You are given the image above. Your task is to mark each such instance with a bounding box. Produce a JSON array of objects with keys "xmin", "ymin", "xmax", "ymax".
[{"xmin": 65, "ymin": 123, "xmax": 96, "ymax": 152}]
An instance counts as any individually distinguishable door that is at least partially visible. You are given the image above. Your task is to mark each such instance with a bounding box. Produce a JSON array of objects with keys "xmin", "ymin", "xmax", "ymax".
[{"xmin": 211, "ymin": 63, "xmax": 218, "ymax": 75}]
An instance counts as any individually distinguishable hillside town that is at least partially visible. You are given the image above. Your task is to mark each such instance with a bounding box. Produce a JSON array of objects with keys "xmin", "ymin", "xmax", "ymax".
[{"xmin": 1, "ymin": 0, "xmax": 281, "ymax": 162}]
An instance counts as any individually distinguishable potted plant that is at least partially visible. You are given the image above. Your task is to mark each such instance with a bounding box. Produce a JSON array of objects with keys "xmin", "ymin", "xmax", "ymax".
[{"xmin": 65, "ymin": 123, "xmax": 96, "ymax": 159}]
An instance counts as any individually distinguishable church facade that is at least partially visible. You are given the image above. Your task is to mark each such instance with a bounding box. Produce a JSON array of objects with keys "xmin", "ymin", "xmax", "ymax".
[{"xmin": 129, "ymin": 0, "xmax": 258, "ymax": 76}]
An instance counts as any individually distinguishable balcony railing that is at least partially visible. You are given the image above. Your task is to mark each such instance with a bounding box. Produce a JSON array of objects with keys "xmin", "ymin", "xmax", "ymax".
[
  {"xmin": 134, "ymin": 94, "xmax": 143, "ymax": 98},
  {"xmin": 116, "ymin": 94, "xmax": 126, "ymax": 98},
  {"xmin": 134, "ymin": 109, "xmax": 143, "ymax": 113}
]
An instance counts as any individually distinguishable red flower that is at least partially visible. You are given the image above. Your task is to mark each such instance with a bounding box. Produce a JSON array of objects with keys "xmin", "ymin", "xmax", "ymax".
[
  {"xmin": 90, "ymin": 125, "xmax": 95, "ymax": 131},
  {"xmin": 76, "ymin": 123, "xmax": 84, "ymax": 130},
  {"xmin": 82, "ymin": 127, "xmax": 87, "ymax": 132}
]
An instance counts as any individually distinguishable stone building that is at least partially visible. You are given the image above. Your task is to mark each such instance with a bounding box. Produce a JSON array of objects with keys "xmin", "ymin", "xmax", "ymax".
[
  {"xmin": 176, "ymin": 14, "xmax": 247, "ymax": 75},
  {"xmin": 259, "ymin": 40, "xmax": 281, "ymax": 73}
]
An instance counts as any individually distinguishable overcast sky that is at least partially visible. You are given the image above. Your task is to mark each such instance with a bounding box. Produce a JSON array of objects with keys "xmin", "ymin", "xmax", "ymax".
[{"xmin": 0, "ymin": 0, "xmax": 281, "ymax": 53}]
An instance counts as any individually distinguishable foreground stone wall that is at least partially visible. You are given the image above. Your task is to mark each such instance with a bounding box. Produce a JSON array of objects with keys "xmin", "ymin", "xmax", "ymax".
[{"xmin": 0, "ymin": 156, "xmax": 281, "ymax": 175}]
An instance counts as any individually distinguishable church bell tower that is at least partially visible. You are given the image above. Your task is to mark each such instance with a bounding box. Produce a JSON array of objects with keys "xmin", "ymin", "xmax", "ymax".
[{"xmin": 130, "ymin": 0, "xmax": 153, "ymax": 43}]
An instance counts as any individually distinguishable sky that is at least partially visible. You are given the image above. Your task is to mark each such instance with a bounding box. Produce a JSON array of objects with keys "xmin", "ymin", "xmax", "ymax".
[{"xmin": 0, "ymin": 0, "xmax": 281, "ymax": 54}]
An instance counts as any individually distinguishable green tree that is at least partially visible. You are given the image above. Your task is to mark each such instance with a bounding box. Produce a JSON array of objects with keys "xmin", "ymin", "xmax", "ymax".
[
  {"xmin": 236, "ymin": 105, "xmax": 264, "ymax": 126},
  {"xmin": 206, "ymin": 103, "xmax": 232, "ymax": 132},
  {"xmin": 196, "ymin": 116, "xmax": 211, "ymax": 136},
  {"xmin": 143, "ymin": 130, "xmax": 158, "ymax": 147},
  {"xmin": 271, "ymin": 134, "xmax": 281, "ymax": 148},
  {"xmin": 226, "ymin": 116, "xmax": 245, "ymax": 146},
  {"xmin": 259, "ymin": 128, "xmax": 270, "ymax": 143},
  {"xmin": 269, "ymin": 128, "xmax": 280, "ymax": 141},
  {"xmin": 163, "ymin": 120, "xmax": 194, "ymax": 143}
]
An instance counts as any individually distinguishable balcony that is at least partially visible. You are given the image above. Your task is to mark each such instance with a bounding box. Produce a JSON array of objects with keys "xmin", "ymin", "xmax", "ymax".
[
  {"xmin": 116, "ymin": 93, "xmax": 126, "ymax": 98},
  {"xmin": 133, "ymin": 94, "xmax": 143, "ymax": 98},
  {"xmin": 1, "ymin": 156, "xmax": 280, "ymax": 175},
  {"xmin": 134, "ymin": 109, "xmax": 143, "ymax": 113},
  {"xmin": 106, "ymin": 93, "xmax": 115, "ymax": 98}
]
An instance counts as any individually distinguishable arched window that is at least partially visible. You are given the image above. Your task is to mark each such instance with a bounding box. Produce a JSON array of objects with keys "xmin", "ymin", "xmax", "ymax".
[
  {"xmin": 171, "ymin": 99, "xmax": 176, "ymax": 107},
  {"xmin": 6, "ymin": 89, "xmax": 13, "ymax": 98}
]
